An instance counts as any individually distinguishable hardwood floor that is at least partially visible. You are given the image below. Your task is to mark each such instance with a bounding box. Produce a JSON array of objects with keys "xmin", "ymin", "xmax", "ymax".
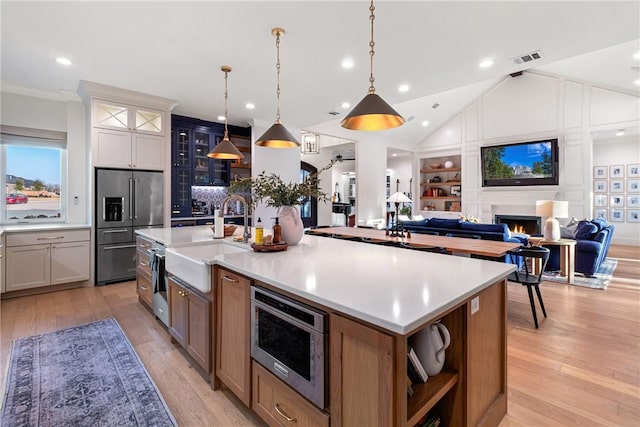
[{"xmin": 1, "ymin": 244, "xmax": 638, "ymax": 426}]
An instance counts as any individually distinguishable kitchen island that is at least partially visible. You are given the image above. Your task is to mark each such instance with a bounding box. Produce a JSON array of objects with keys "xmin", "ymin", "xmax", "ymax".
[{"xmin": 136, "ymin": 227, "xmax": 515, "ymax": 426}]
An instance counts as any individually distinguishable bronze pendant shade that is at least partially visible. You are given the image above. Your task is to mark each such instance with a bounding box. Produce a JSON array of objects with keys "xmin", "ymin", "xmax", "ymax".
[
  {"xmin": 341, "ymin": 0, "xmax": 405, "ymax": 131},
  {"xmin": 256, "ymin": 27, "xmax": 299, "ymax": 148},
  {"xmin": 340, "ymin": 92, "xmax": 405, "ymax": 131},
  {"xmin": 208, "ymin": 65, "xmax": 245, "ymax": 160}
]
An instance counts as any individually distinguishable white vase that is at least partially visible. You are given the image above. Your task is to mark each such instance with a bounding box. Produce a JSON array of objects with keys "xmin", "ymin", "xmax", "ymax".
[{"xmin": 277, "ymin": 205, "xmax": 304, "ymax": 246}]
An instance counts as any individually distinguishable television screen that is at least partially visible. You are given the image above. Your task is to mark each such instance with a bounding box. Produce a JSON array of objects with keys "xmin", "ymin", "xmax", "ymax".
[{"xmin": 481, "ymin": 139, "xmax": 558, "ymax": 187}]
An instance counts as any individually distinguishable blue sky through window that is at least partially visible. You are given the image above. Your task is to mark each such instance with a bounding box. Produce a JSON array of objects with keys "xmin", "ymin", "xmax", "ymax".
[{"xmin": 6, "ymin": 146, "xmax": 60, "ymax": 185}]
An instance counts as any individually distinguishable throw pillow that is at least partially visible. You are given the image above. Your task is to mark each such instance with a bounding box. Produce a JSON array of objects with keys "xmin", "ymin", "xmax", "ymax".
[
  {"xmin": 575, "ymin": 221, "xmax": 598, "ymax": 240},
  {"xmin": 560, "ymin": 223, "xmax": 579, "ymax": 239}
]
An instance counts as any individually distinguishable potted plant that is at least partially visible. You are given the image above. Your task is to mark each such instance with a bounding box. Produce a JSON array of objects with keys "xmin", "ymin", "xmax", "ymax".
[{"xmin": 229, "ymin": 171, "xmax": 330, "ymax": 245}]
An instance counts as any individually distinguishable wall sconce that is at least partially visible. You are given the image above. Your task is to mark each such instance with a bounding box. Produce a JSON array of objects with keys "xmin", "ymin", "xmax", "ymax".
[{"xmin": 300, "ymin": 131, "xmax": 320, "ymax": 154}]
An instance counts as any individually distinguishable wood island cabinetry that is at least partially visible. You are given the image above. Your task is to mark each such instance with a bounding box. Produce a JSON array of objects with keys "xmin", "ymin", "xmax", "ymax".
[
  {"xmin": 215, "ymin": 266, "xmax": 252, "ymax": 406},
  {"xmin": 168, "ymin": 276, "xmax": 211, "ymax": 372}
]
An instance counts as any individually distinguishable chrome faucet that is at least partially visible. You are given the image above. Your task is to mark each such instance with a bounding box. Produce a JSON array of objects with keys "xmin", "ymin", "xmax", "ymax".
[{"xmin": 222, "ymin": 195, "xmax": 250, "ymax": 243}]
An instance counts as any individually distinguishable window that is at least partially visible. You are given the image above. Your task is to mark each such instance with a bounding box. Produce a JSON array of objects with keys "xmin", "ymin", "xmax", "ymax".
[{"xmin": 1, "ymin": 127, "xmax": 67, "ymax": 224}]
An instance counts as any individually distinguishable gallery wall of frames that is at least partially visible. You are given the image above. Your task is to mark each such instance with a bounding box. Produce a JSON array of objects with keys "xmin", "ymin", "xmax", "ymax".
[{"xmin": 593, "ymin": 163, "xmax": 640, "ymax": 223}]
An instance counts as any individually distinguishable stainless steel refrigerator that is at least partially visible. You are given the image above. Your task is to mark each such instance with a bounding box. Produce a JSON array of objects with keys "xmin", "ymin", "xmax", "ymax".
[{"xmin": 95, "ymin": 168, "xmax": 163, "ymax": 285}]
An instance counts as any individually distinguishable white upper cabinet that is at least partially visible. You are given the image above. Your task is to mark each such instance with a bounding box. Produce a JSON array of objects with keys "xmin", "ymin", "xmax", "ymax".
[{"xmin": 91, "ymin": 99, "xmax": 165, "ymax": 170}]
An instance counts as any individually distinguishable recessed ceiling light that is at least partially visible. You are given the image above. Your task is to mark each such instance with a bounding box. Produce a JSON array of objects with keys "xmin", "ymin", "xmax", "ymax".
[
  {"xmin": 421, "ymin": 120, "xmax": 429, "ymax": 127},
  {"xmin": 217, "ymin": 115, "xmax": 225, "ymax": 121},
  {"xmin": 616, "ymin": 130, "xmax": 625, "ymax": 136},
  {"xmin": 479, "ymin": 58, "xmax": 494, "ymax": 68},
  {"xmin": 55, "ymin": 57, "xmax": 72, "ymax": 66},
  {"xmin": 398, "ymin": 84, "xmax": 409, "ymax": 92},
  {"xmin": 341, "ymin": 58, "xmax": 354, "ymax": 69},
  {"xmin": 392, "ymin": 153, "xmax": 397, "ymax": 157},
  {"xmin": 634, "ymin": 52, "xmax": 640, "ymax": 60},
  {"xmin": 635, "ymin": 79, "xmax": 640, "ymax": 86},
  {"xmin": 245, "ymin": 103, "xmax": 255, "ymax": 109},
  {"xmin": 341, "ymin": 102, "xmax": 350, "ymax": 109}
]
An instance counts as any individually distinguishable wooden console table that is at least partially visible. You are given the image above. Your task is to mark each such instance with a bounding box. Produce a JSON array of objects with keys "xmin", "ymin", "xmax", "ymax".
[{"xmin": 528, "ymin": 237, "xmax": 576, "ymax": 284}]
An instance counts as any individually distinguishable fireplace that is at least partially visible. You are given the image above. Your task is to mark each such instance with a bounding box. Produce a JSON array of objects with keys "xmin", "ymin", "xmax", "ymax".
[{"xmin": 495, "ymin": 215, "xmax": 542, "ymax": 236}]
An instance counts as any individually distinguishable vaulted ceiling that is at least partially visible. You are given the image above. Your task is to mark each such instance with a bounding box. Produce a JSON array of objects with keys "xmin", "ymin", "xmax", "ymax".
[{"xmin": 2, "ymin": 1, "xmax": 639, "ymax": 147}]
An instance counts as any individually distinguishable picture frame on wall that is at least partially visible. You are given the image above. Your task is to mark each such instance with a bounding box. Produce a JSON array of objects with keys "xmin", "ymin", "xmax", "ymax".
[
  {"xmin": 594, "ymin": 180, "xmax": 607, "ymax": 193},
  {"xmin": 593, "ymin": 166, "xmax": 607, "ymax": 179},
  {"xmin": 609, "ymin": 209, "xmax": 624, "ymax": 222},
  {"xmin": 628, "ymin": 195, "xmax": 640, "ymax": 207},
  {"xmin": 628, "ymin": 209, "xmax": 640, "ymax": 223},
  {"xmin": 593, "ymin": 208, "xmax": 607, "ymax": 220},
  {"xmin": 628, "ymin": 179, "xmax": 640, "ymax": 193},
  {"xmin": 628, "ymin": 164, "xmax": 640, "ymax": 178},
  {"xmin": 610, "ymin": 195, "xmax": 624, "ymax": 208},
  {"xmin": 594, "ymin": 194, "xmax": 607, "ymax": 207},
  {"xmin": 610, "ymin": 165, "xmax": 624, "ymax": 178},
  {"xmin": 610, "ymin": 179, "xmax": 624, "ymax": 193}
]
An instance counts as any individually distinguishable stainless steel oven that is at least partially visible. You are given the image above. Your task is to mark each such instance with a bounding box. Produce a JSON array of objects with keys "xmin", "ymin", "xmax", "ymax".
[{"xmin": 250, "ymin": 286, "xmax": 327, "ymax": 409}]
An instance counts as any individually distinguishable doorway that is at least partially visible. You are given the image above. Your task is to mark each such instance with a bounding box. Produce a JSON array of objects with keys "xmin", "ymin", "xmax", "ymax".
[{"xmin": 300, "ymin": 161, "xmax": 317, "ymax": 228}]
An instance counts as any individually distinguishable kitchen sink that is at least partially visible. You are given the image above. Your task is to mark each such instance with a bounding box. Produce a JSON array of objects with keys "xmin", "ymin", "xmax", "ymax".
[{"xmin": 165, "ymin": 242, "xmax": 248, "ymax": 293}]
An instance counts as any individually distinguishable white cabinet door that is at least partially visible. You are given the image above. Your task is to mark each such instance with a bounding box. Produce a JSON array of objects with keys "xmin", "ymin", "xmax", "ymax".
[
  {"xmin": 93, "ymin": 128, "xmax": 133, "ymax": 168},
  {"xmin": 51, "ymin": 241, "xmax": 90, "ymax": 285},
  {"xmin": 6, "ymin": 244, "xmax": 51, "ymax": 292},
  {"xmin": 132, "ymin": 133, "xmax": 164, "ymax": 170}
]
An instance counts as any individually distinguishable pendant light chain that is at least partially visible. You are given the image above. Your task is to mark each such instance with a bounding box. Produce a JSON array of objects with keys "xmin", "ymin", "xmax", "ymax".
[
  {"xmin": 275, "ymin": 30, "xmax": 282, "ymax": 124},
  {"xmin": 368, "ymin": 0, "xmax": 376, "ymax": 94},
  {"xmin": 223, "ymin": 68, "xmax": 229, "ymax": 138}
]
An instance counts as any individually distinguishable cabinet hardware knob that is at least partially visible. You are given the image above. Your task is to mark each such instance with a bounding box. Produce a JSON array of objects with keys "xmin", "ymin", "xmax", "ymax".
[
  {"xmin": 222, "ymin": 275, "xmax": 239, "ymax": 283},
  {"xmin": 274, "ymin": 404, "xmax": 296, "ymax": 422}
]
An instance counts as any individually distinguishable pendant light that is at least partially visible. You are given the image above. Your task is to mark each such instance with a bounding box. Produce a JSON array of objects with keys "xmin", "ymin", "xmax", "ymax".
[
  {"xmin": 208, "ymin": 65, "xmax": 245, "ymax": 160},
  {"xmin": 341, "ymin": 0, "xmax": 405, "ymax": 131},
  {"xmin": 255, "ymin": 28, "xmax": 300, "ymax": 148}
]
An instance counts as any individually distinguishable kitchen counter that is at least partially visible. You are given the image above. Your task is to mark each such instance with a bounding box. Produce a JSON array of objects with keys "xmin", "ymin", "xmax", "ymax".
[
  {"xmin": 167, "ymin": 233, "xmax": 515, "ymax": 334},
  {"xmin": 0, "ymin": 223, "xmax": 90, "ymax": 236},
  {"xmin": 135, "ymin": 225, "xmax": 250, "ymax": 247},
  {"xmin": 170, "ymin": 214, "xmax": 245, "ymax": 222}
]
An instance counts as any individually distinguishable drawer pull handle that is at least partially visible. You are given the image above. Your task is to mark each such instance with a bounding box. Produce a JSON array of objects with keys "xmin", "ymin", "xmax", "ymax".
[
  {"xmin": 103, "ymin": 229, "xmax": 129, "ymax": 234},
  {"xmin": 222, "ymin": 275, "xmax": 238, "ymax": 283},
  {"xmin": 139, "ymin": 262, "xmax": 149, "ymax": 266},
  {"xmin": 37, "ymin": 236, "xmax": 64, "ymax": 240},
  {"xmin": 274, "ymin": 404, "xmax": 296, "ymax": 422},
  {"xmin": 140, "ymin": 285, "xmax": 149, "ymax": 291}
]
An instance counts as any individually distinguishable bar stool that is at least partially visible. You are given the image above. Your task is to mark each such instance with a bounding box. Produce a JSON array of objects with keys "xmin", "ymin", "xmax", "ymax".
[{"xmin": 506, "ymin": 246, "xmax": 550, "ymax": 328}]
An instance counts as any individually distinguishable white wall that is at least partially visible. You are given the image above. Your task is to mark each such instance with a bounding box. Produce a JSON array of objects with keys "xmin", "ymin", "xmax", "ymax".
[
  {"xmin": 419, "ymin": 71, "xmax": 640, "ymax": 245},
  {"xmin": 1, "ymin": 91, "xmax": 89, "ymax": 224}
]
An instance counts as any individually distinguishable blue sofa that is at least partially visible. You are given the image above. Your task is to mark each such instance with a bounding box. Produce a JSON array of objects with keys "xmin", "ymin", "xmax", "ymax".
[
  {"xmin": 547, "ymin": 218, "xmax": 615, "ymax": 277},
  {"xmin": 400, "ymin": 218, "xmax": 524, "ymax": 244}
]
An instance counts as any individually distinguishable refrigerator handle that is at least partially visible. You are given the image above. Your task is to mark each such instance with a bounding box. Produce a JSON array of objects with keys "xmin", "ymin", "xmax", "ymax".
[
  {"xmin": 102, "ymin": 197, "xmax": 106, "ymax": 221},
  {"xmin": 129, "ymin": 178, "xmax": 133, "ymax": 220},
  {"xmin": 134, "ymin": 179, "xmax": 138, "ymax": 219}
]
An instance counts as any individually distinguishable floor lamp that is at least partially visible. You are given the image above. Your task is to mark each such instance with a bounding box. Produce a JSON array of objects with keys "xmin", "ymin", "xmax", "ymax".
[
  {"xmin": 387, "ymin": 192, "xmax": 412, "ymax": 237},
  {"xmin": 536, "ymin": 200, "xmax": 569, "ymax": 241}
]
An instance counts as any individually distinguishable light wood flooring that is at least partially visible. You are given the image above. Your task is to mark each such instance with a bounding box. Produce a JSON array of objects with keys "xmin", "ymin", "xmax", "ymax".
[{"xmin": 1, "ymin": 245, "xmax": 638, "ymax": 426}]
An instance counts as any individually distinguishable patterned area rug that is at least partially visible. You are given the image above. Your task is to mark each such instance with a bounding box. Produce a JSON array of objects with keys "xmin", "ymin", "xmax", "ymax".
[
  {"xmin": 543, "ymin": 258, "xmax": 618, "ymax": 290},
  {"xmin": 1, "ymin": 318, "xmax": 176, "ymax": 427}
]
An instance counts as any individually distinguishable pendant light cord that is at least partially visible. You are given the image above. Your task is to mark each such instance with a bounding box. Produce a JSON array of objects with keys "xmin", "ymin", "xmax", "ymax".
[
  {"xmin": 368, "ymin": 0, "xmax": 376, "ymax": 94},
  {"xmin": 275, "ymin": 30, "xmax": 282, "ymax": 124}
]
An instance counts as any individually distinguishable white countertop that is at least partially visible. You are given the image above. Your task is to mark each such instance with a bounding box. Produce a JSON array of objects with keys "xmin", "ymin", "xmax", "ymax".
[
  {"xmin": 167, "ymin": 233, "xmax": 516, "ymax": 335},
  {"xmin": 135, "ymin": 225, "xmax": 250, "ymax": 247},
  {"xmin": 0, "ymin": 223, "xmax": 91, "ymax": 236}
]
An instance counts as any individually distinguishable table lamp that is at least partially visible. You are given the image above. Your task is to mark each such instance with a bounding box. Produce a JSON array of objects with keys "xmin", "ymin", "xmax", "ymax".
[
  {"xmin": 536, "ymin": 200, "xmax": 569, "ymax": 241},
  {"xmin": 386, "ymin": 192, "xmax": 412, "ymax": 237}
]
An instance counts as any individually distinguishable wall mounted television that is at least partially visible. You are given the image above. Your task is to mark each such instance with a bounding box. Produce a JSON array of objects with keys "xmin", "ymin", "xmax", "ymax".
[{"xmin": 481, "ymin": 138, "xmax": 559, "ymax": 187}]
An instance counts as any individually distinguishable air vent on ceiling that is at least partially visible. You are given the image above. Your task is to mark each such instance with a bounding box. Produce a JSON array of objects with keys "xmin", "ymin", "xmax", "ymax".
[
  {"xmin": 511, "ymin": 50, "xmax": 543, "ymax": 65},
  {"xmin": 328, "ymin": 111, "xmax": 340, "ymax": 116}
]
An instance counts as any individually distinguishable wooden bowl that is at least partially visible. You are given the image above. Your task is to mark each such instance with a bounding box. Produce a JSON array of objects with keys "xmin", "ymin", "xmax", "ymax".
[
  {"xmin": 210, "ymin": 225, "xmax": 237, "ymax": 237},
  {"xmin": 429, "ymin": 163, "xmax": 442, "ymax": 169}
]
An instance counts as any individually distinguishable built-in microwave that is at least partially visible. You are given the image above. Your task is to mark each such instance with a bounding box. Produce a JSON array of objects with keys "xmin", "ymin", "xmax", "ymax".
[{"xmin": 250, "ymin": 286, "xmax": 328, "ymax": 409}]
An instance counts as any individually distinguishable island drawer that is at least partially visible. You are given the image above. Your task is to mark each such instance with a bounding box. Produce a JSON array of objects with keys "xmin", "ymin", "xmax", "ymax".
[
  {"xmin": 136, "ymin": 273, "xmax": 153, "ymax": 307},
  {"xmin": 136, "ymin": 249, "xmax": 152, "ymax": 277},
  {"xmin": 252, "ymin": 361, "xmax": 329, "ymax": 427}
]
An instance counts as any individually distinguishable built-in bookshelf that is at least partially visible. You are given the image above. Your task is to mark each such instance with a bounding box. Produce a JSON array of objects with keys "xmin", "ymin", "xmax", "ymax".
[{"xmin": 419, "ymin": 155, "xmax": 462, "ymax": 214}]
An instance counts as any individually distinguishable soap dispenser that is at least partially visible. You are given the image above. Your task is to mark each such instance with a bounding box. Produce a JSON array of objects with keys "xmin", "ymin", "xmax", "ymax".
[
  {"xmin": 255, "ymin": 217, "xmax": 264, "ymax": 245},
  {"xmin": 272, "ymin": 217, "xmax": 282, "ymax": 243}
]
